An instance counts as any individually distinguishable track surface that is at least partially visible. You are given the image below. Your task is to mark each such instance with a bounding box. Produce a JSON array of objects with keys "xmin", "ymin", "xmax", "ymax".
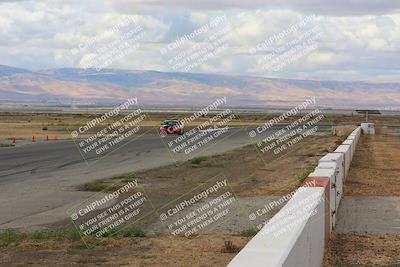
[
  {"xmin": 0, "ymin": 125, "xmax": 331, "ymax": 230},
  {"xmin": 0, "ymin": 126, "xmax": 269, "ymax": 230}
]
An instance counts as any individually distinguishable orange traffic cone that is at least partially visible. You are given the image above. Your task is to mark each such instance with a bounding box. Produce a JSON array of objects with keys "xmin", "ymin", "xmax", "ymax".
[{"xmin": 12, "ymin": 137, "xmax": 16, "ymax": 144}]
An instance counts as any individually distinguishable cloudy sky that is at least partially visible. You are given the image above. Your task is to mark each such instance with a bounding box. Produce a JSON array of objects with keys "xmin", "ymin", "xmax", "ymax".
[{"xmin": 0, "ymin": 0, "xmax": 399, "ymax": 81}]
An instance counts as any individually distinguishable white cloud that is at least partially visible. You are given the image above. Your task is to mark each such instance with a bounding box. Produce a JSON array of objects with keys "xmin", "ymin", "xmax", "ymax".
[
  {"xmin": 306, "ymin": 52, "xmax": 349, "ymax": 65},
  {"xmin": 0, "ymin": 0, "xmax": 399, "ymax": 81},
  {"xmin": 106, "ymin": 0, "xmax": 400, "ymax": 16}
]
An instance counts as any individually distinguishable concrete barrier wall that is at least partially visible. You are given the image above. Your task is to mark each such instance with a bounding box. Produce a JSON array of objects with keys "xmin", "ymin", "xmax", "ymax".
[
  {"xmin": 334, "ymin": 145, "xmax": 352, "ymax": 180},
  {"xmin": 282, "ymin": 182, "xmax": 327, "ymax": 267},
  {"xmin": 350, "ymin": 127, "xmax": 361, "ymax": 143},
  {"xmin": 346, "ymin": 137, "xmax": 356, "ymax": 159},
  {"xmin": 228, "ymin": 185, "xmax": 327, "ymax": 267},
  {"xmin": 318, "ymin": 153, "xmax": 344, "ymax": 205},
  {"xmin": 308, "ymin": 169, "xmax": 336, "ymax": 231},
  {"xmin": 342, "ymin": 140, "xmax": 354, "ymax": 159},
  {"xmin": 228, "ymin": 126, "xmax": 362, "ymax": 267}
]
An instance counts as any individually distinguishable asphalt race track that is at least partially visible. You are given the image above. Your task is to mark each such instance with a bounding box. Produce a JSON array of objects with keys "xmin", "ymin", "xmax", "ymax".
[{"xmin": 0, "ymin": 125, "xmax": 330, "ymax": 230}]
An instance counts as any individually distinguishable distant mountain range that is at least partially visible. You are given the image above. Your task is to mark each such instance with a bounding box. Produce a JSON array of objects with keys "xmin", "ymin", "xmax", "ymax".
[{"xmin": 0, "ymin": 64, "xmax": 399, "ymax": 109}]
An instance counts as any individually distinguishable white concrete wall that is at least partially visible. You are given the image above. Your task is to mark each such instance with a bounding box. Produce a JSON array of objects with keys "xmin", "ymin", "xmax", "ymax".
[
  {"xmin": 228, "ymin": 187, "xmax": 326, "ymax": 267},
  {"xmin": 342, "ymin": 140, "xmax": 354, "ymax": 160},
  {"xmin": 228, "ymin": 127, "xmax": 362, "ymax": 267},
  {"xmin": 308, "ymin": 168, "xmax": 336, "ymax": 231},
  {"xmin": 346, "ymin": 136, "xmax": 357, "ymax": 158},
  {"xmin": 282, "ymin": 190, "xmax": 325, "ymax": 267},
  {"xmin": 361, "ymin": 123, "xmax": 375, "ymax": 134},
  {"xmin": 318, "ymin": 153, "xmax": 344, "ymax": 205},
  {"xmin": 350, "ymin": 127, "xmax": 362, "ymax": 142},
  {"xmin": 334, "ymin": 145, "xmax": 352, "ymax": 180}
]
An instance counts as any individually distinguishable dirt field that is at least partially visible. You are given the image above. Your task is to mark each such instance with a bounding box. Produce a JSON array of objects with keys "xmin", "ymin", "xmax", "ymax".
[
  {"xmin": 323, "ymin": 233, "xmax": 400, "ymax": 266},
  {"xmin": 2, "ymin": 110, "xmax": 399, "ymax": 141},
  {"xmin": 69, "ymin": 134, "xmax": 343, "ymax": 236},
  {"xmin": 117, "ymin": 135, "xmax": 342, "ymax": 199},
  {"xmin": 0, "ymin": 111, "xmax": 247, "ymax": 141},
  {"xmin": 61, "ymin": 134, "xmax": 342, "ymax": 237},
  {"xmin": 323, "ymin": 134, "xmax": 400, "ymax": 266},
  {"xmin": 345, "ymin": 135, "xmax": 400, "ymax": 196},
  {"xmin": 4, "ymin": 110, "xmax": 398, "ymax": 266},
  {"xmin": 0, "ymin": 133, "xmax": 343, "ymax": 266},
  {"xmin": 0, "ymin": 235, "xmax": 250, "ymax": 267}
]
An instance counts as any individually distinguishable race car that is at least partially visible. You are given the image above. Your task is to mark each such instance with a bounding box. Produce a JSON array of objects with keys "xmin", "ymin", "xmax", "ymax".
[{"xmin": 159, "ymin": 119, "xmax": 184, "ymax": 136}]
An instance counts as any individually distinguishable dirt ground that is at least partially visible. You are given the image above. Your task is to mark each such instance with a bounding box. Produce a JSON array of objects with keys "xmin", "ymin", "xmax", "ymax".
[
  {"xmin": 71, "ymin": 134, "xmax": 343, "ymax": 237},
  {"xmin": 323, "ymin": 233, "xmax": 400, "ymax": 267},
  {"xmin": 134, "ymin": 135, "xmax": 342, "ymax": 200},
  {"xmin": 345, "ymin": 135, "xmax": 400, "ymax": 196},
  {"xmin": 323, "ymin": 134, "xmax": 400, "ymax": 266},
  {"xmin": 0, "ymin": 132, "xmax": 343, "ymax": 266},
  {"xmin": 54, "ymin": 133, "xmax": 342, "ymax": 236},
  {"xmin": 2, "ymin": 110, "xmax": 399, "ymax": 141},
  {"xmin": 0, "ymin": 235, "xmax": 250, "ymax": 267},
  {"xmin": 0, "ymin": 111, "xmax": 249, "ymax": 141}
]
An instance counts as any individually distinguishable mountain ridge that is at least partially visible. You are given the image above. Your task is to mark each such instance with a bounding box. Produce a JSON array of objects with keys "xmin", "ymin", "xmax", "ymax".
[{"xmin": 0, "ymin": 65, "xmax": 399, "ymax": 108}]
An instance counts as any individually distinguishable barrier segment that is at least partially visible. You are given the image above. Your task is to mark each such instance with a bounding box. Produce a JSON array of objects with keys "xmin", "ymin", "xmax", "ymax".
[
  {"xmin": 350, "ymin": 127, "xmax": 361, "ymax": 142},
  {"xmin": 342, "ymin": 139, "xmax": 354, "ymax": 160},
  {"xmin": 334, "ymin": 145, "xmax": 352, "ymax": 180},
  {"xmin": 315, "ymin": 161, "xmax": 343, "ymax": 209},
  {"xmin": 346, "ymin": 137, "xmax": 356, "ymax": 160},
  {"xmin": 318, "ymin": 153, "xmax": 345, "ymax": 204},
  {"xmin": 361, "ymin": 123, "xmax": 375, "ymax": 135},
  {"xmin": 348, "ymin": 134, "xmax": 356, "ymax": 141},
  {"xmin": 301, "ymin": 177, "xmax": 330, "ymax": 246},
  {"xmin": 349, "ymin": 130, "xmax": 357, "ymax": 140},
  {"xmin": 308, "ymin": 169, "xmax": 336, "ymax": 231},
  {"xmin": 228, "ymin": 180, "xmax": 328, "ymax": 267},
  {"xmin": 347, "ymin": 135, "xmax": 356, "ymax": 147}
]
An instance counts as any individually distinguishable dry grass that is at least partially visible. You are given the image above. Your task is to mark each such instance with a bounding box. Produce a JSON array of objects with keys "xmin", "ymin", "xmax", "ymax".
[
  {"xmin": 323, "ymin": 233, "xmax": 400, "ymax": 266},
  {"xmin": 0, "ymin": 234, "xmax": 250, "ymax": 267},
  {"xmin": 83, "ymin": 135, "xmax": 342, "ymax": 205},
  {"xmin": 324, "ymin": 134, "xmax": 400, "ymax": 266},
  {"xmin": 3, "ymin": 111, "xmax": 400, "ymax": 141},
  {"xmin": 345, "ymin": 135, "xmax": 400, "ymax": 196}
]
